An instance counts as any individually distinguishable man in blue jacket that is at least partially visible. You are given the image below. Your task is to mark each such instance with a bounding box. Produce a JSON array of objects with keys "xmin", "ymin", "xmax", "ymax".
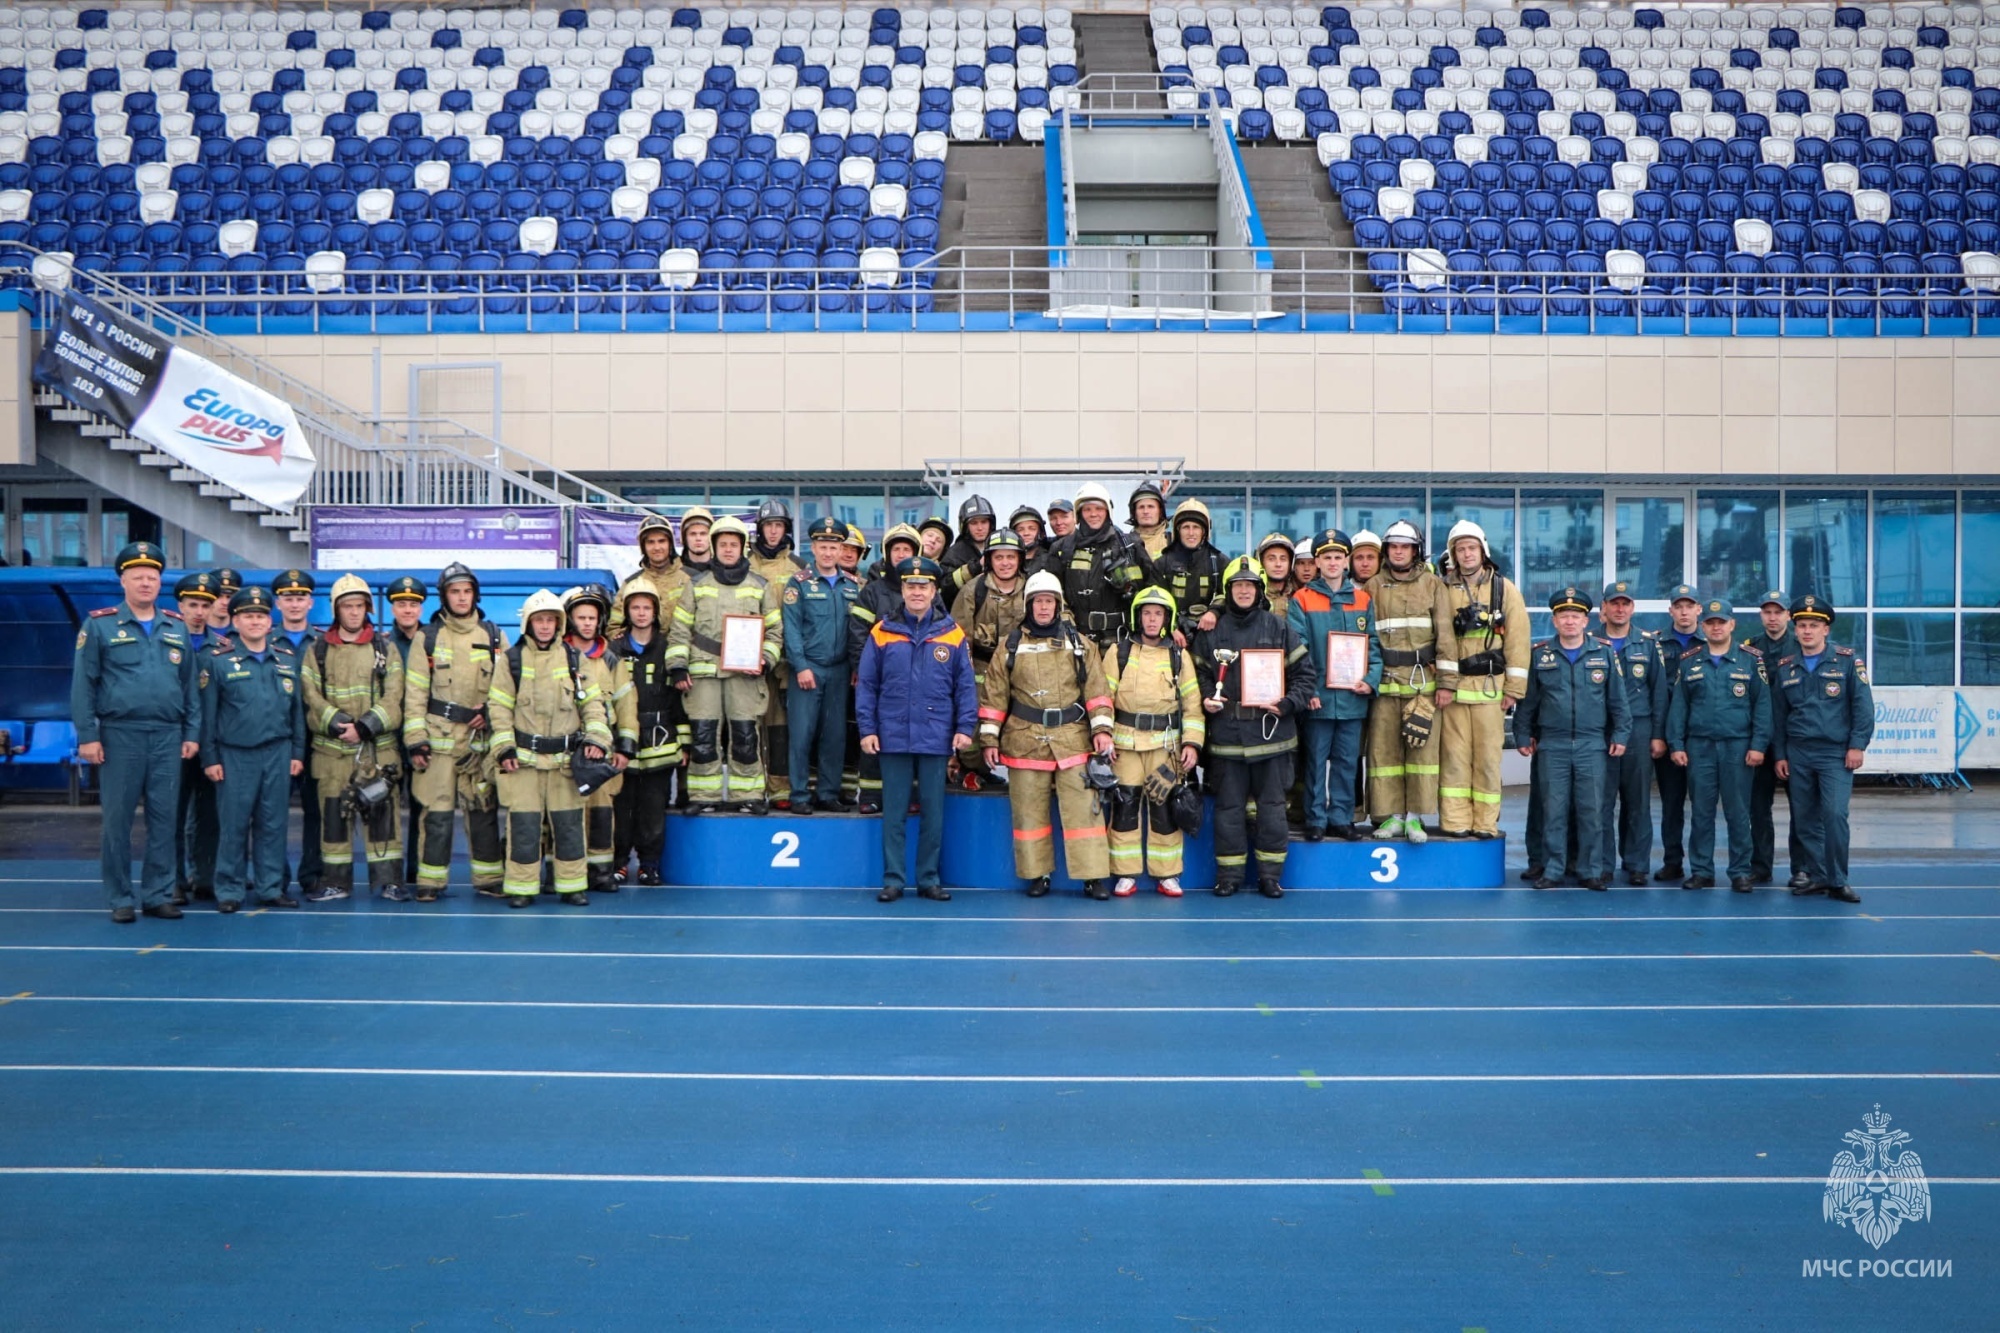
[
  {"xmin": 1287, "ymin": 529, "xmax": 1383, "ymax": 841},
  {"xmin": 856, "ymin": 557, "xmax": 978, "ymax": 904},
  {"xmin": 783, "ymin": 517, "xmax": 860, "ymax": 815}
]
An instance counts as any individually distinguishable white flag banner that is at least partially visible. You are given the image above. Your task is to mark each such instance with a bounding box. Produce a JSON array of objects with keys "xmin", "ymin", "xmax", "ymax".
[{"xmin": 129, "ymin": 347, "xmax": 316, "ymax": 510}]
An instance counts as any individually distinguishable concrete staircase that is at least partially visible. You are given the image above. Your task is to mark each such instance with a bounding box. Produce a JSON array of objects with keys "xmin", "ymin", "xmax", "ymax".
[
  {"xmin": 1074, "ymin": 13, "xmax": 1164, "ymax": 108},
  {"xmin": 34, "ymin": 392, "xmax": 311, "ymax": 566},
  {"xmin": 1240, "ymin": 145, "xmax": 1383, "ymax": 316},
  {"xmin": 935, "ymin": 143, "xmax": 1050, "ymax": 312}
]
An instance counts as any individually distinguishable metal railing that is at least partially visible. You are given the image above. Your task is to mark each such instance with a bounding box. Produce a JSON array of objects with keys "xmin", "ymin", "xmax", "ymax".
[
  {"xmin": 5, "ymin": 247, "xmax": 624, "ymax": 511},
  {"xmin": 15, "ymin": 248, "xmax": 1998, "ymax": 335}
]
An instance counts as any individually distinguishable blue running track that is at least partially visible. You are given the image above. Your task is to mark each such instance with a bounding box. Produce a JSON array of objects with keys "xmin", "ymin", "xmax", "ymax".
[{"xmin": 0, "ymin": 857, "xmax": 1994, "ymax": 1330}]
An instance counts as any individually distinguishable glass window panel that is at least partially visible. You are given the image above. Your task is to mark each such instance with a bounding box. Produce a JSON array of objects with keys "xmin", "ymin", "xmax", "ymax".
[
  {"xmin": 1962, "ymin": 493, "xmax": 2000, "ymax": 609},
  {"xmin": 1874, "ymin": 492, "xmax": 1956, "ymax": 607},
  {"xmin": 799, "ymin": 491, "xmax": 888, "ymax": 544},
  {"xmin": 888, "ymin": 490, "xmax": 945, "ymax": 530},
  {"xmin": 20, "ymin": 499, "xmax": 88, "ymax": 567},
  {"xmin": 709, "ymin": 489, "xmax": 788, "ymax": 522},
  {"xmin": 1430, "ymin": 491, "xmax": 1517, "ymax": 578},
  {"xmin": 1696, "ymin": 490, "xmax": 1779, "ymax": 605},
  {"xmin": 620, "ymin": 488, "xmax": 708, "ymax": 510},
  {"xmin": 1785, "ymin": 492, "xmax": 1868, "ymax": 608},
  {"xmin": 1249, "ymin": 492, "xmax": 1337, "ymax": 551},
  {"xmin": 1185, "ymin": 492, "xmax": 1248, "ymax": 555},
  {"xmin": 1518, "ymin": 491, "xmax": 1603, "ymax": 606},
  {"xmin": 1869, "ymin": 612, "xmax": 1955, "ymax": 685},
  {"xmin": 1342, "ymin": 493, "xmax": 1423, "ymax": 542},
  {"xmin": 1612, "ymin": 495, "xmax": 1686, "ymax": 597},
  {"xmin": 1963, "ymin": 615, "xmax": 2000, "ymax": 686}
]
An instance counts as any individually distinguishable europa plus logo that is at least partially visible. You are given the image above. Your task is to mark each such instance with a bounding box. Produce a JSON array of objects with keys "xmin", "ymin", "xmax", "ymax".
[{"xmin": 174, "ymin": 386, "xmax": 288, "ymax": 463}]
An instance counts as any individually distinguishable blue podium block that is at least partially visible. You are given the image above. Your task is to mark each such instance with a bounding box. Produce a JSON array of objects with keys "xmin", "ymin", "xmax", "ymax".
[{"xmin": 663, "ymin": 795, "xmax": 1504, "ymax": 890}]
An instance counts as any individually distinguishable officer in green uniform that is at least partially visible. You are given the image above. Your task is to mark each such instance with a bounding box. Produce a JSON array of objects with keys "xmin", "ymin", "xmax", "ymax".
[
  {"xmin": 71, "ymin": 542, "xmax": 200, "ymax": 923},
  {"xmin": 1742, "ymin": 588, "xmax": 1806, "ymax": 887},
  {"xmin": 269, "ymin": 569, "xmax": 323, "ymax": 895},
  {"xmin": 1597, "ymin": 581, "xmax": 1668, "ymax": 885},
  {"xmin": 200, "ymin": 586, "xmax": 307, "ymax": 911},
  {"xmin": 1771, "ymin": 595, "xmax": 1872, "ymax": 905},
  {"xmin": 1665, "ymin": 599, "xmax": 1772, "ymax": 892},
  {"xmin": 782, "ymin": 516, "xmax": 860, "ymax": 814},
  {"xmin": 1514, "ymin": 588, "xmax": 1630, "ymax": 890},
  {"xmin": 209, "ymin": 568, "xmax": 244, "ymax": 640},
  {"xmin": 172, "ymin": 570, "xmax": 226, "ymax": 904},
  {"xmin": 1653, "ymin": 583, "xmax": 1705, "ymax": 880}
]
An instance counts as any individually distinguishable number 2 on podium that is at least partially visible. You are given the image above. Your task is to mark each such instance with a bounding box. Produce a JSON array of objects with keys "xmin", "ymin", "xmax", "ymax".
[{"xmin": 770, "ymin": 830, "xmax": 801, "ymax": 869}]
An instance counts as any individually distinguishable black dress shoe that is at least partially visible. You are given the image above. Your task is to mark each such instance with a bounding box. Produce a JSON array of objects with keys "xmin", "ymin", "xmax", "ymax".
[
  {"xmin": 792, "ymin": 802, "xmax": 814, "ymax": 816},
  {"xmin": 1826, "ymin": 885, "xmax": 1862, "ymax": 903},
  {"xmin": 1258, "ymin": 880, "xmax": 1284, "ymax": 898},
  {"xmin": 1790, "ymin": 882, "xmax": 1827, "ymax": 897},
  {"xmin": 1682, "ymin": 875, "xmax": 1712, "ymax": 890},
  {"xmin": 1659, "ymin": 863, "xmax": 1684, "ymax": 881},
  {"xmin": 1519, "ymin": 867, "xmax": 1545, "ymax": 883},
  {"xmin": 1582, "ymin": 877, "xmax": 1609, "ymax": 891},
  {"xmin": 217, "ymin": 899, "xmax": 241, "ymax": 913},
  {"xmin": 266, "ymin": 895, "xmax": 300, "ymax": 909},
  {"xmin": 1753, "ymin": 874, "xmax": 1774, "ymax": 886},
  {"xmin": 170, "ymin": 885, "xmax": 190, "ymax": 906},
  {"xmin": 142, "ymin": 902, "xmax": 184, "ymax": 919},
  {"xmin": 1303, "ymin": 826, "xmax": 1325, "ymax": 843},
  {"xmin": 192, "ymin": 885, "xmax": 216, "ymax": 902},
  {"xmin": 1025, "ymin": 876, "xmax": 1051, "ymax": 898},
  {"xmin": 561, "ymin": 892, "xmax": 589, "ymax": 906},
  {"xmin": 878, "ymin": 885, "xmax": 903, "ymax": 902},
  {"xmin": 1332, "ymin": 824, "xmax": 1361, "ymax": 841},
  {"xmin": 918, "ymin": 885, "xmax": 950, "ymax": 902},
  {"xmin": 1084, "ymin": 879, "xmax": 1111, "ymax": 900},
  {"xmin": 111, "ymin": 905, "xmax": 136, "ymax": 924},
  {"xmin": 1531, "ymin": 876, "xmax": 1557, "ymax": 890},
  {"xmin": 1626, "ymin": 871, "xmax": 1649, "ymax": 887},
  {"xmin": 1214, "ymin": 881, "xmax": 1239, "ymax": 897},
  {"xmin": 1731, "ymin": 877, "xmax": 1754, "ymax": 893},
  {"xmin": 1788, "ymin": 871, "xmax": 1814, "ymax": 890}
]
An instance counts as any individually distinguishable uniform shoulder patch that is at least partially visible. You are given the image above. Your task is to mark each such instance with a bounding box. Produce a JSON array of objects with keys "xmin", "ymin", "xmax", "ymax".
[
  {"xmin": 162, "ymin": 608, "xmax": 184, "ymax": 620},
  {"xmin": 89, "ymin": 606, "xmax": 117, "ymax": 617},
  {"xmin": 1680, "ymin": 644, "xmax": 1703, "ymax": 658},
  {"xmin": 76, "ymin": 628, "xmax": 88, "ymax": 649},
  {"xmin": 1836, "ymin": 645, "xmax": 1855, "ymax": 656}
]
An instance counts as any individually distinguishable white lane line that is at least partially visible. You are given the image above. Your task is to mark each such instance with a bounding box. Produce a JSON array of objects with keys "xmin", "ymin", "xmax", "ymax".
[
  {"xmin": 0, "ymin": 944, "xmax": 1984, "ymax": 962},
  {"xmin": 1, "ymin": 1166, "xmax": 1997, "ymax": 1187},
  {"xmin": 13, "ymin": 995, "xmax": 2000, "ymax": 1016},
  {"xmin": 2, "ymin": 906, "xmax": 1997, "ymax": 924},
  {"xmin": 3, "ymin": 1064, "xmax": 1994, "ymax": 1084}
]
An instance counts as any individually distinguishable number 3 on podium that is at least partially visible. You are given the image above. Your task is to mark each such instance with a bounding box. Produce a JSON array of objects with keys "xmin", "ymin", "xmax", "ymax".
[{"xmin": 1369, "ymin": 847, "xmax": 1399, "ymax": 884}]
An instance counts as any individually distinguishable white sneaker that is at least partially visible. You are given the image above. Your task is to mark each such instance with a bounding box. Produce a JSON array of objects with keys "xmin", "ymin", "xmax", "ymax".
[
  {"xmin": 1373, "ymin": 817, "xmax": 1404, "ymax": 840},
  {"xmin": 1404, "ymin": 818, "xmax": 1429, "ymax": 845},
  {"xmin": 1156, "ymin": 877, "xmax": 1183, "ymax": 897},
  {"xmin": 1112, "ymin": 877, "xmax": 1138, "ymax": 897}
]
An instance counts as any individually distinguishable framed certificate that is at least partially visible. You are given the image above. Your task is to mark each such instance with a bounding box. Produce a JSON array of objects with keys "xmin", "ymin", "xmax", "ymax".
[
  {"xmin": 1324, "ymin": 631, "xmax": 1369, "ymax": 690},
  {"xmin": 1238, "ymin": 648, "xmax": 1286, "ymax": 707},
  {"xmin": 720, "ymin": 615, "xmax": 766, "ymax": 674}
]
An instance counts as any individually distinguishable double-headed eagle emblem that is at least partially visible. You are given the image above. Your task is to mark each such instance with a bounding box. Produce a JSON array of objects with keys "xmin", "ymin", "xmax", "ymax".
[{"xmin": 1823, "ymin": 1105, "xmax": 1931, "ymax": 1250}]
